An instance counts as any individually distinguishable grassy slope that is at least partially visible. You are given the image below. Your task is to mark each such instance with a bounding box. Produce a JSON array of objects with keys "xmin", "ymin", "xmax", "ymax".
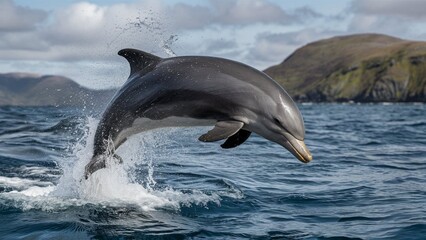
[{"xmin": 265, "ymin": 34, "xmax": 426, "ymax": 102}]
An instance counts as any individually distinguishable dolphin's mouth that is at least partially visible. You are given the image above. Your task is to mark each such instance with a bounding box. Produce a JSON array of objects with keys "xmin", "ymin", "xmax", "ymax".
[{"xmin": 287, "ymin": 138, "xmax": 312, "ymax": 163}]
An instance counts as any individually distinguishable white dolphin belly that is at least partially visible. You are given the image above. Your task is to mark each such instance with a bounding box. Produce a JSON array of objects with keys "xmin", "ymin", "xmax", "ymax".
[{"xmin": 115, "ymin": 117, "xmax": 216, "ymax": 147}]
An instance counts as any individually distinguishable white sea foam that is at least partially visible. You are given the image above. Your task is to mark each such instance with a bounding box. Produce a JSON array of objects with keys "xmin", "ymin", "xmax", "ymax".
[
  {"xmin": 0, "ymin": 176, "xmax": 50, "ymax": 189},
  {"xmin": 0, "ymin": 117, "xmax": 223, "ymax": 212},
  {"xmin": 14, "ymin": 186, "xmax": 55, "ymax": 197}
]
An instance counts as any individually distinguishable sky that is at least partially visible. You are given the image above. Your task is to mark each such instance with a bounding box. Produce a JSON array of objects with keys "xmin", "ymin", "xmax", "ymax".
[{"xmin": 2, "ymin": 0, "xmax": 426, "ymax": 89}]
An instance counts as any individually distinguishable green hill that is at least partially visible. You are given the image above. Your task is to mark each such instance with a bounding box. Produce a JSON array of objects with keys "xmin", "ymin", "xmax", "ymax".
[{"xmin": 265, "ymin": 34, "xmax": 426, "ymax": 102}]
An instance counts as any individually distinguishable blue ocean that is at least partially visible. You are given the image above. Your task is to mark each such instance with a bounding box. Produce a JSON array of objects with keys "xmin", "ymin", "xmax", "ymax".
[{"xmin": 0, "ymin": 103, "xmax": 425, "ymax": 239}]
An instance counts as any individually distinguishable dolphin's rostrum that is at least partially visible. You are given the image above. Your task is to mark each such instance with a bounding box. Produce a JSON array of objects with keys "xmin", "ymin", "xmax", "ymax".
[{"xmin": 85, "ymin": 48, "xmax": 312, "ymax": 178}]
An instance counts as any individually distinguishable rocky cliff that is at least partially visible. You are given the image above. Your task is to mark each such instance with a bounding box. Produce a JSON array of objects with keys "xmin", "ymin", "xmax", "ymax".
[{"xmin": 265, "ymin": 34, "xmax": 426, "ymax": 102}]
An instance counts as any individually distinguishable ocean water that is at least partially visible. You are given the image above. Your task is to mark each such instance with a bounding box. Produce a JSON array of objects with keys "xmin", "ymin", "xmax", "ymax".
[{"xmin": 0, "ymin": 103, "xmax": 425, "ymax": 239}]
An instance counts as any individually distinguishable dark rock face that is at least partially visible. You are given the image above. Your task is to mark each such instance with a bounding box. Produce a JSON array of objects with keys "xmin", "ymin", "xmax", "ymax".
[
  {"xmin": 369, "ymin": 78, "xmax": 406, "ymax": 101},
  {"xmin": 0, "ymin": 73, "xmax": 116, "ymax": 108},
  {"xmin": 265, "ymin": 34, "xmax": 426, "ymax": 102}
]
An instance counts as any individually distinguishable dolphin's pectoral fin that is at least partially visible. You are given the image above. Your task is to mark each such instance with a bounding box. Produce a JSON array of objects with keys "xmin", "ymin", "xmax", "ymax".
[
  {"xmin": 221, "ymin": 129, "xmax": 251, "ymax": 149},
  {"xmin": 198, "ymin": 121, "xmax": 244, "ymax": 142}
]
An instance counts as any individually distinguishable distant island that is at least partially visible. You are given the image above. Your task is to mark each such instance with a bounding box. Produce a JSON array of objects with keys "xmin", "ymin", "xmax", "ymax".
[
  {"xmin": 265, "ymin": 33, "xmax": 426, "ymax": 102},
  {"xmin": 0, "ymin": 34, "xmax": 425, "ymax": 106},
  {"xmin": 0, "ymin": 72, "xmax": 116, "ymax": 108}
]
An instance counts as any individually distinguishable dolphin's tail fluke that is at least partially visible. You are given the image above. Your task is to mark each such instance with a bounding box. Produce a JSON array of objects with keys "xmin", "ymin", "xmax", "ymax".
[
  {"xmin": 84, "ymin": 154, "xmax": 123, "ymax": 179},
  {"xmin": 84, "ymin": 155, "xmax": 106, "ymax": 179}
]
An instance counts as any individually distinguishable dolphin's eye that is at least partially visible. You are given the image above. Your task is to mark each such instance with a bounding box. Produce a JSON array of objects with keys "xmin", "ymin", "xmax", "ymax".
[
  {"xmin": 274, "ymin": 117, "xmax": 289, "ymax": 132},
  {"xmin": 273, "ymin": 118, "xmax": 281, "ymax": 126}
]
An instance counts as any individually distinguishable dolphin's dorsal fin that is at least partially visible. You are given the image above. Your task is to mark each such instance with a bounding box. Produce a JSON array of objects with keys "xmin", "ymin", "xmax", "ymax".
[
  {"xmin": 221, "ymin": 129, "xmax": 251, "ymax": 149},
  {"xmin": 118, "ymin": 48, "xmax": 161, "ymax": 76},
  {"xmin": 198, "ymin": 121, "xmax": 244, "ymax": 142}
]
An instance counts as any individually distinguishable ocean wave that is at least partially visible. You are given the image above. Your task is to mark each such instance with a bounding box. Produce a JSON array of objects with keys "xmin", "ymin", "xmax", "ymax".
[
  {"xmin": 1, "ymin": 104, "xmax": 426, "ymax": 238},
  {"xmin": 41, "ymin": 116, "xmax": 86, "ymax": 134}
]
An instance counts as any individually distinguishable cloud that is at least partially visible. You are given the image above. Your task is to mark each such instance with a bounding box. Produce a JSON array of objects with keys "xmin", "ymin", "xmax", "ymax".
[
  {"xmin": 352, "ymin": 0, "xmax": 426, "ymax": 19},
  {"xmin": 204, "ymin": 39, "xmax": 238, "ymax": 53},
  {"xmin": 168, "ymin": 0, "xmax": 300, "ymax": 30},
  {"xmin": 0, "ymin": 1, "xmax": 175, "ymax": 62},
  {"xmin": 43, "ymin": 1, "xmax": 168, "ymax": 47},
  {"xmin": 210, "ymin": 0, "xmax": 293, "ymax": 25},
  {"xmin": 246, "ymin": 29, "xmax": 339, "ymax": 69},
  {"xmin": 0, "ymin": 0, "xmax": 182, "ymax": 88},
  {"xmin": 0, "ymin": 0, "xmax": 47, "ymax": 32},
  {"xmin": 246, "ymin": 28, "xmax": 342, "ymax": 69},
  {"xmin": 0, "ymin": 31, "xmax": 48, "ymax": 51},
  {"xmin": 167, "ymin": 3, "xmax": 214, "ymax": 29},
  {"xmin": 347, "ymin": 14, "xmax": 411, "ymax": 36},
  {"xmin": 0, "ymin": 0, "xmax": 318, "ymax": 63},
  {"xmin": 347, "ymin": 0, "xmax": 426, "ymax": 38},
  {"xmin": 44, "ymin": 2, "xmax": 107, "ymax": 45},
  {"xmin": 293, "ymin": 6, "xmax": 323, "ymax": 19}
]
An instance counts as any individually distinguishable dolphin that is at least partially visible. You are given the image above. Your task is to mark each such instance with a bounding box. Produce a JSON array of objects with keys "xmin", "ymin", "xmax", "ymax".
[{"xmin": 84, "ymin": 48, "xmax": 312, "ymax": 178}]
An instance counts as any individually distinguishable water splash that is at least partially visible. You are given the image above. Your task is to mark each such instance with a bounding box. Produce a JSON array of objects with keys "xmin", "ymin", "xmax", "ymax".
[
  {"xmin": 109, "ymin": 12, "xmax": 178, "ymax": 57},
  {"xmin": 0, "ymin": 117, "xmax": 221, "ymax": 212},
  {"xmin": 161, "ymin": 34, "xmax": 178, "ymax": 57}
]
